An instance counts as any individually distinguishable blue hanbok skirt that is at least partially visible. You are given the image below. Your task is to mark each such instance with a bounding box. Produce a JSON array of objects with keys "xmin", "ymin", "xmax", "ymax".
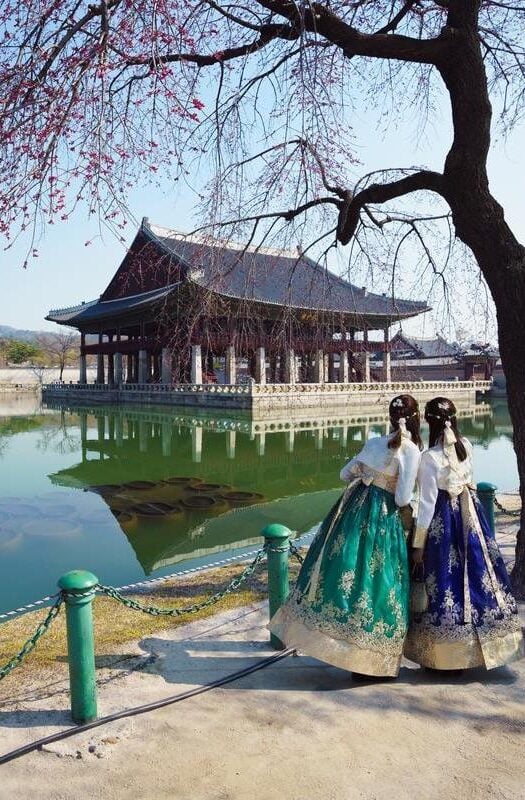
[{"xmin": 404, "ymin": 489, "xmax": 524, "ymax": 669}]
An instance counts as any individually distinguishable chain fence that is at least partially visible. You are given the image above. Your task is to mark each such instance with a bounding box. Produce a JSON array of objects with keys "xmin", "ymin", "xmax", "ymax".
[
  {"xmin": 0, "ymin": 596, "xmax": 63, "ymax": 682},
  {"xmin": 494, "ymin": 497, "xmax": 521, "ymax": 517},
  {"xmin": 96, "ymin": 547, "xmax": 268, "ymax": 617},
  {"xmin": 0, "ymin": 533, "xmax": 313, "ymax": 682}
]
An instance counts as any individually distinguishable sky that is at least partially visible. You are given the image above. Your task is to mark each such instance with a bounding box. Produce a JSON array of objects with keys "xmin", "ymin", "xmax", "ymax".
[{"xmin": 1, "ymin": 80, "xmax": 524, "ymax": 341}]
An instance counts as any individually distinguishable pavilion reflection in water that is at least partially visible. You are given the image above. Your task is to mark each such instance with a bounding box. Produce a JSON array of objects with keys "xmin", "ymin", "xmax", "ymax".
[{"xmin": 49, "ymin": 401, "xmax": 495, "ymax": 574}]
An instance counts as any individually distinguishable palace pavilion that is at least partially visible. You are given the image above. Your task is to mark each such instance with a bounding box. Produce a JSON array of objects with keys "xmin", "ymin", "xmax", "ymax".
[{"xmin": 46, "ymin": 218, "xmax": 430, "ymax": 390}]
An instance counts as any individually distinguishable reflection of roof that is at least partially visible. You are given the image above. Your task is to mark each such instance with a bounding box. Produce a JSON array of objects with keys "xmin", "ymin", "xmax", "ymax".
[
  {"xmin": 392, "ymin": 333, "xmax": 458, "ymax": 359},
  {"xmin": 47, "ymin": 219, "xmax": 430, "ymax": 325},
  {"xmin": 47, "ymin": 284, "xmax": 178, "ymax": 324},
  {"xmin": 148, "ymin": 222, "xmax": 429, "ymax": 317}
]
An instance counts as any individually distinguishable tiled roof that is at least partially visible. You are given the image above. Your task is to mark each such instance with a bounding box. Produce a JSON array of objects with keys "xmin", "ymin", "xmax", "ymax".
[
  {"xmin": 46, "ymin": 284, "xmax": 178, "ymax": 324},
  {"xmin": 393, "ymin": 333, "xmax": 458, "ymax": 358},
  {"xmin": 46, "ymin": 219, "xmax": 430, "ymax": 326},
  {"xmin": 148, "ymin": 222, "xmax": 429, "ymax": 319}
]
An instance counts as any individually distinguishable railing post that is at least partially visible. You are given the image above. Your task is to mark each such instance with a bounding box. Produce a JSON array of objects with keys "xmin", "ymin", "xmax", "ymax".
[
  {"xmin": 476, "ymin": 481, "xmax": 497, "ymax": 537},
  {"xmin": 262, "ymin": 523, "xmax": 291, "ymax": 650},
  {"xmin": 57, "ymin": 570, "xmax": 98, "ymax": 724}
]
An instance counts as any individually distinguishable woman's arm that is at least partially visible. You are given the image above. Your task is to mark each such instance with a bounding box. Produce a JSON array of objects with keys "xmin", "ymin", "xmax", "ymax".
[
  {"xmin": 412, "ymin": 452, "xmax": 439, "ymax": 549},
  {"xmin": 340, "ymin": 456, "xmax": 361, "ymax": 483},
  {"xmin": 394, "ymin": 443, "xmax": 421, "ymax": 508}
]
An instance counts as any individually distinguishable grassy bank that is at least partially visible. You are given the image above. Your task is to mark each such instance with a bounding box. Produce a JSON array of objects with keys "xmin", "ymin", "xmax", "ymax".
[{"xmin": 0, "ymin": 558, "xmax": 301, "ymax": 681}]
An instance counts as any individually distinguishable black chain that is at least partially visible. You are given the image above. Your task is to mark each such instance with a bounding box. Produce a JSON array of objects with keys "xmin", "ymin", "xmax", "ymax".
[
  {"xmin": 494, "ymin": 497, "xmax": 521, "ymax": 517},
  {"xmin": 0, "ymin": 596, "xmax": 63, "ymax": 681},
  {"xmin": 97, "ymin": 548, "xmax": 267, "ymax": 617},
  {"xmin": 289, "ymin": 542, "xmax": 305, "ymax": 564}
]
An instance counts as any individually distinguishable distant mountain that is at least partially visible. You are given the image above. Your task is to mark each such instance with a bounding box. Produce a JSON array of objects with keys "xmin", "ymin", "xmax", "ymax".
[{"xmin": 0, "ymin": 325, "xmax": 47, "ymax": 342}]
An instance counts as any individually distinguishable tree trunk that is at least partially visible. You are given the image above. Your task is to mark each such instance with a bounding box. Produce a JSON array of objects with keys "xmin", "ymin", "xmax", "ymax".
[{"xmin": 437, "ymin": 17, "xmax": 525, "ymax": 596}]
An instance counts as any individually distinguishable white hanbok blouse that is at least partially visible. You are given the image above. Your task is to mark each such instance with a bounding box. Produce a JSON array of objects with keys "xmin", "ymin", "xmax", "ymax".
[
  {"xmin": 340, "ymin": 434, "xmax": 421, "ymax": 508},
  {"xmin": 413, "ymin": 437, "xmax": 473, "ymax": 548}
]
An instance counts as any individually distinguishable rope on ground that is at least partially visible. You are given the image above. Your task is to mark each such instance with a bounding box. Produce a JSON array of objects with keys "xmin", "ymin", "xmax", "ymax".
[
  {"xmin": 494, "ymin": 497, "xmax": 521, "ymax": 517},
  {"xmin": 95, "ymin": 547, "xmax": 268, "ymax": 617},
  {"xmin": 0, "ymin": 596, "xmax": 63, "ymax": 682}
]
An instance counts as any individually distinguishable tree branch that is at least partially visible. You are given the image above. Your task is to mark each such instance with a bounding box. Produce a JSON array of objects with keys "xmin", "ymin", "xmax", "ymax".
[
  {"xmin": 257, "ymin": 1, "xmax": 451, "ymax": 65},
  {"xmin": 337, "ymin": 170, "xmax": 445, "ymax": 244}
]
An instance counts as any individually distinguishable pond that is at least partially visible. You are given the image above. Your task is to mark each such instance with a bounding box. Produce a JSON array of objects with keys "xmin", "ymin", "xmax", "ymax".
[{"xmin": 0, "ymin": 394, "xmax": 516, "ymax": 613}]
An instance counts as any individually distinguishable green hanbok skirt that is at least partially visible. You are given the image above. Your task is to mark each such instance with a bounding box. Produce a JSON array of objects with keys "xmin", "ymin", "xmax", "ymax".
[{"xmin": 270, "ymin": 481, "xmax": 410, "ymax": 676}]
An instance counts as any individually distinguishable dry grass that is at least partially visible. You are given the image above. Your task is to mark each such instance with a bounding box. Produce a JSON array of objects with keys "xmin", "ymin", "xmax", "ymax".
[{"xmin": 0, "ymin": 558, "xmax": 302, "ymax": 682}]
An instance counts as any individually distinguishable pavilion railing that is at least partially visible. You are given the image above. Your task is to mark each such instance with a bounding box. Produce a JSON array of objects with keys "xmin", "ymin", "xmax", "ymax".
[{"xmin": 43, "ymin": 379, "xmax": 493, "ymax": 395}]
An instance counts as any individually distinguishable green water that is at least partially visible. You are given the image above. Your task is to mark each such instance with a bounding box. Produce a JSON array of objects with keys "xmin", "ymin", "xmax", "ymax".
[{"xmin": 0, "ymin": 396, "xmax": 516, "ymax": 613}]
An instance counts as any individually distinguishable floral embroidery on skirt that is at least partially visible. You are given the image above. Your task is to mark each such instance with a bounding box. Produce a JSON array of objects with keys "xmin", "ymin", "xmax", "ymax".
[
  {"xmin": 269, "ymin": 482, "xmax": 410, "ymax": 677},
  {"xmin": 404, "ymin": 489, "xmax": 524, "ymax": 670}
]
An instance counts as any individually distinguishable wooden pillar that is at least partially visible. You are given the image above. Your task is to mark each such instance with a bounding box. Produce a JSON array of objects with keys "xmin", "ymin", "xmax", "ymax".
[
  {"xmin": 225, "ymin": 345, "xmax": 236, "ymax": 384},
  {"xmin": 328, "ymin": 352, "xmax": 336, "ymax": 383},
  {"xmin": 138, "ymin": 350, "xmax": 148, "ymax": 384},
  {"xmin": 96, "ymin": 334, "xmax": 105, "ymax": 384},
  {"xmin": 161, "ymin": 348, "xmax": 172, "ymax": 385},
  {"xmin": 107, "ymin": 349, "xmax": 115, "ymax": 385},
  {"xmin": 191, "ymin": 345, "xmax": 203, "ymax": 384},
  {"xmin": 340, "ymin": 351, "xmax": 349, "ymax": 383},
  {"xmin": 79, "ymin": 333, "xmax": 87, "ymax": 383},
  {"xmin": 255, "ymin": 347, "xmax": 266, "ymax": 385},
  {"xmin": 383, "ymin": 326, "xmax": 391, "ymax": 383}
]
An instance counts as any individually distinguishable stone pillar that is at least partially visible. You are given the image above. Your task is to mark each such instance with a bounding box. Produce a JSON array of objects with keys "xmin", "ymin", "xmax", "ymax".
[
  {"xmin": 115, "ymin": 415, "xmax": 124, "ymax": 448},
  {"xmin": 138, "ymin": 350, "xmax": 148, "ymax": 384},
  {"xmin": 315, "ymin": 428, "xmax": 323, "ymax": 450},
  {"xmin": 284, "ymin": 347, "xmax": 295, "ymax": 384},
  {"xmin": 97, "ymin": 416, "xmax": 105, "ymax": 441},
  {"xmin": 255, "ymin": 347, "xmax": 266, "ymax": 385},
  {"xmin": 314, "ymin": 349, "xmax": 324, "ymax": 383},
  {"xmin": 256, "ymin": 431, "xmax": 266, "ymax": 457},
  {"xmin": 226, "ymin": 430, "xmax": 236, "ymax": 459},
  {"xmin": 340, "ymin": 351, "xmax": 349, "ymax": 383},
  {"xmin": 324, "ymin": 353, "xmax": 329, "ymax": 383},
  {"xmin": 340, "ymin": 425, "xmax": 348, "ymax": 448},
  {"xmin": 285, "ymin": 429, "xmax": 295, "ymax": 453},
  {"xmin": 161, "ymin": 422, "xmax": 172, "ymax": 457},
  {"xmin": 126, "ymin": 354, "xmax": 133, "ymax": 383},
  {"xmin": 96, "ymin": 353, "xmax": 105, "ymax": 385},
  {"xmin": 191, "ymin": 345, "xmax": 203, "ymax": 384},
  {"xmin": 79, "ymin": 354, "xmax": 87, "ymax": 384},
  {"xmin": 139, "ymin": 420, "xmax": 148, "ymax": 453},
  {"xmin": 225, "ymin": 345, "xmax": 236, "ymax": 384},
  {"xmin": 192, "ymin": 426, "xmax": 203, "ymax": 463},
  {"xmin": 146, "ymin": 352, "xmax": 152, "ymax": 382},
  {"xmin": 363, "ymin": 330, "xmax": 371, "ymax": 383},
  {"xmin": 161, "ymin": 348, "xmax": 172, "ymax": 385},
  {"xmin": 383, "ymin": 327, "xmax": 391, "ymax": 383},
  {"xmin": 114, "ymin": 353, "xmax": 123, "ymax": 385}
]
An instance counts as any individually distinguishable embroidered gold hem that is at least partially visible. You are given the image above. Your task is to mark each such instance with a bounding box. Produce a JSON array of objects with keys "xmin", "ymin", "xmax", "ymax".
[
  {"xmin": 404, "ymin": 628, "xmax": 524, "ymax": 670},
  {"xmin": 270, "ymin": 606, "xmax": 402, "ymax": 677}
]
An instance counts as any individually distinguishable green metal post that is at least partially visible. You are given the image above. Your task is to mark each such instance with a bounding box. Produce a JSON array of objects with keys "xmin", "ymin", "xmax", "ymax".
[
  {"xmin": 263, "ymin": 523, "xmax": 291, "ymax": 650},
  {"xmin": 57, "ymin": 570, "xmax": 98, "ymax": 724},
  {"xmin": 476, "ymin": 481, "xmax": 497, "ymax": 537}
]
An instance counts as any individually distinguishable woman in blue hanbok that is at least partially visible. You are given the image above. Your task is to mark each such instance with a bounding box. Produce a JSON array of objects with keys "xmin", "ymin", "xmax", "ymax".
[
  {"xmin": 404, "ymin": 397, "xmax": 524, "ymax": 670},
  {"xmin": 270, "ymin": 395, "xmax": 422, "ymax": 677}
]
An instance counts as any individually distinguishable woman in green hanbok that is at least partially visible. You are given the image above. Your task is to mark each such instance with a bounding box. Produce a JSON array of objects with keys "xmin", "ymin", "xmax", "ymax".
[{"xmin": 270, "ymin": 395, "xmax": 422, "ymax": 677}]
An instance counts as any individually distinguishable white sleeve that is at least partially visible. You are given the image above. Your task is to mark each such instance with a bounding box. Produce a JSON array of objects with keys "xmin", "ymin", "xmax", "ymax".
[
  {"xmin": 340, "ymin": 456, "xmax": 361, "ymax": 483},
  {"xmin": 394, "ymin": 443, "xmax": 421, "ymax": 508},
  {"xmin": 413, "ymin": 452, "xmax": 439, "ymax": 548}
]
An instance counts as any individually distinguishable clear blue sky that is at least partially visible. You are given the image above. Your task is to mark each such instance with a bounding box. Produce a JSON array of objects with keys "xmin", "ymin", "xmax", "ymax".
[{"xmin": 1, "ymin": 97, "xmax": 523, "ymax": 341}]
